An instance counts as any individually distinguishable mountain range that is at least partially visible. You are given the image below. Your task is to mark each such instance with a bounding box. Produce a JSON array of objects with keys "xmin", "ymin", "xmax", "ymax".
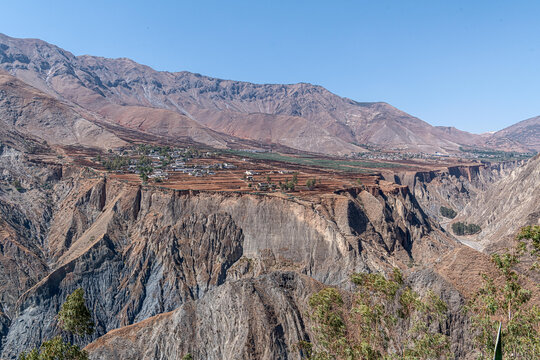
[{"xmin": 0, "ymin": 33, "xmax": 538, "ymax": 155}]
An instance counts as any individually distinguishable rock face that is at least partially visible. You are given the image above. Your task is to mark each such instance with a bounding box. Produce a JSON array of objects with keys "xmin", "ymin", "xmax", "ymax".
[
  {"xmin": 85, "ymin": 267, "xmax": 478, "ymax": 360},
  {"xmin": 85, "ymin": 265, "xmax": 483, "ymax": 360},
  {"xmin": 0, "ymin": 33, "xmax": 499, "ymax": 155},
  {"xmin": 0, "ymin": 143, "xmax": 474, "ymax": 359},
  {"xmin": 391, "ymin": 161, "xmax": 523, "ymax": 222},
  {"xmin": 457, "ymin": 154, "xmax": 540, "ymax": 251},
  {"xmin": 85, "ymin": 272, "xmax": 320, "ymax": 360}
]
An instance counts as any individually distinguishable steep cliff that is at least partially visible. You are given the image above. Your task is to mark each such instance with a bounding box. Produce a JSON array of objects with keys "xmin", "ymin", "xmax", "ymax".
[
  {"xmin": 390, "ymin": 161, "xmax": 522, "ymax": 222},
  {"xmin": 86, "ymin": 272, "xmax": 320, "ymax": 360},
  {"xmin": 0, "ymin": 149, "xmax": 465, "ymax": 358},
  {"xmin": 85, "ymin": 268, "xmax": 475, "ymax": 360},
  {"xmin": 457, "ymin": 154, "xmax": 540, "ymax": 251}
]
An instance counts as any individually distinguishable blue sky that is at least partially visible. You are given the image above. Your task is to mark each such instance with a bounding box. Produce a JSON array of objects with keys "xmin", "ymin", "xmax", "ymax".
[{"xmin": 3, "ymin": 0, "xmax": 540, "ymax": 133}]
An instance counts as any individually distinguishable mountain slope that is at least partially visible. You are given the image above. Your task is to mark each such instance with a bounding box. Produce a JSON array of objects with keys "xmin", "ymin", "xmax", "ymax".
[
  {"xmin": 485, "ymin": 116, "xmax": 540, "ymax": 152},
  {"xmin": 0, "ymin": 71, "xmax": 124, "ymax": 149},
  {"xmin": 0, "ymin": 33, "xmax": 489, "ymax": 155}
]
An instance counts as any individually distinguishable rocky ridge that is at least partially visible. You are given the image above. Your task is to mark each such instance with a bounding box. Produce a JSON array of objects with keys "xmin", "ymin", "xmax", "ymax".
[
  {"xmin": 485, "ymin": 116, "xmax": 540, "ymax": 152},
  {"xmin": 0, "ymin": 33, "xmax": 507, "ymax": 155}
]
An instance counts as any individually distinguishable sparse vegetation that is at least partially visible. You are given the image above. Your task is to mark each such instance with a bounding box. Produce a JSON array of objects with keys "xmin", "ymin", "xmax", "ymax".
[
  {"xmin": 458, "ymin": 147, "xmax": 535, "ymax": 162},
  {"xmin": 517, "ymin": 225, "xmax": 540, "ymax": 257},
  {"xmin": 300, "ymin": 268, "xmax": 452, "ymax": 359},
  {"xmin": 467, "ymin": 229, "xmax": 540, "ymax": 359},
  {"xmin": 440, "ymin": 206, "xmax": 457, "ymax": 219},
  {"xmin": 11, "ymin": 179, "xmax": 23, "ymax": 192},
  {"xmin": 452, "ymin": 221, "xmax": 481, "ymax": 236},
  {"xmin": 279, "ymin": 178, "xmax": 296, "ymax": 191}
]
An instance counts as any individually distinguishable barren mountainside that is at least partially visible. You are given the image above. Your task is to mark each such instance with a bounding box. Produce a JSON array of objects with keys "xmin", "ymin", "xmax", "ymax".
[
  {"xmin": 485, "ymin": 116, "xmax": 540, "ymax": 152},
  {"xmin": 0, "ymin": 33, "xmax": 514, "ymax": 155},
  {"xmin": 0, "ymin": 71, "xmax": 125, "ymax": 150}
]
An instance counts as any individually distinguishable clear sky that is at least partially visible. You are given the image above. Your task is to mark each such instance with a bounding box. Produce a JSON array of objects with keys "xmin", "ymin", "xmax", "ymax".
[{"xmin": 3, "ymin": 0, "xmax": 540, "ymax": 133}]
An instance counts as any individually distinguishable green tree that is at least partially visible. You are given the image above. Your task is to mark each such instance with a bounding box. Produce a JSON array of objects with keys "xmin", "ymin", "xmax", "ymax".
[
  {"xmin": 286, "ymin": 180, "xmax": 295, "ymax": 191},
  {"xmin": 452, "ymin": 222, "xmax": 481, "ymax": 236},
  {"xmin": 19, "ymin": 288, "xmax": 95, "ymax": 360},
  {"xmin": 439, "ymin": 206, "xmax": 457, "ymax": 219},
  {"xmin": 19, "ymin": 336, "xmax": 89, "ymax": 360},
  {"xmin": 306, "ymin": 178, "xmax": 316, "ymax": 190},
  {"xmin": 58, "ymin": 288, "xmax": 94, "ymax": 337},
  {"xmin": 137, "ymin": 155, "xmax": 153, "ymax": 183}
]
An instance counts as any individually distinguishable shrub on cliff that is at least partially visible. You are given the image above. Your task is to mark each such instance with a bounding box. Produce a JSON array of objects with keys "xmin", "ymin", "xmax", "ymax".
[
  {"xmin": 468, "ymin": 228, "xmax": 540, "ymax": 359},
  {"xmin": 440, "ymin": 206, "xmax": 457, "ymax": 219},
  {"xmin": 452, "ymin": 221, "xmax": 481, "ymax": 236},
  {"xmin": 11, "ymin": 179, "xmax": 23, "ymax": 192},
  {"xmin": 300, "ymin": 268, "xmax": 452, "ymax": 359},
  {"xmin": 517, "ymin": 225, "xmax": 540, "ymax": 257}
]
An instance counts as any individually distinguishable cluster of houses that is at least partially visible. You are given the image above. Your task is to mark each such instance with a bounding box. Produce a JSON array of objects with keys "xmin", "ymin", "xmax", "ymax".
[
  {"xmin": 103, "ymin": 146, "xmax": 240, "ymax": 181},
  {"xmin": 243, "ymin": 170, "xmax": 286, "ymax": 191},
  {"xmin": 125, "ymin": 157, "xmax": 238, "ymax": 180},
  {"xmin": 168, "ymin": 160, "xmax": 237, "ymax": 177}
]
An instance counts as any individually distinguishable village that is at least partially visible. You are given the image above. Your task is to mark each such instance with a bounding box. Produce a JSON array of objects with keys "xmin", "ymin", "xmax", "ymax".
[
  {"xmin": 90, "ymin": 144, "xmax": 333, "ymax": 193},
  {"xmin": 84, "ymin": 144, "xmax": 382, "ymax": 194},
  {"xmin": 95, "ymin": 144, "xmax": 238, "ymax": 181}
]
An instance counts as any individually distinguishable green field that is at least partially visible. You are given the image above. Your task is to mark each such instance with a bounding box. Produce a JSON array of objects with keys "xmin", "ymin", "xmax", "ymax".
[
  {"xmin": 458, "ymin": 147, "xmax": 536, "ymax": 162},
  {"xmin": 223, "ymin": 150, "xmax": 406, "ymax": 172}
]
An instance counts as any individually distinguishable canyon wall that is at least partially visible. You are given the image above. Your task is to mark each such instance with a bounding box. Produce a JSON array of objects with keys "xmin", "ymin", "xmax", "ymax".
[
  {"xmin": 389, "ymin": 161, "xmax": 523, "ymax": 222},
  {"xmin": 0, "ymin": 146, "xmax": 468, "ymax": 359}
]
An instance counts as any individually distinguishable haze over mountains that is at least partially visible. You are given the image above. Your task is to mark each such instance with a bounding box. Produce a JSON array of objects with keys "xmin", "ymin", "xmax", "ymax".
[{"xmin": 0, "ymin": 33, "xmax": 538, "ymax": 154}]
